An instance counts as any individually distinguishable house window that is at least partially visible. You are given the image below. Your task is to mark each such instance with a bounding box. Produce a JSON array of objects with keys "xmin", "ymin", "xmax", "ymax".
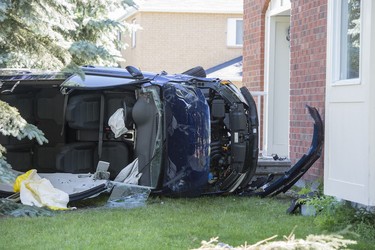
[
  {"xmin": 340, "ymin": 0, "xmax": 360, "ymax": 80},
  {"xmin": 227, "ymin": 18, "xmax": 243, "ymax": 47},
  {"xmin": 116, "ymin": 31, "xmax": 122, "ymax": 51},
  {"xmin": 131, "ymin": 19, "xmax": 137, "ymax": 48}
]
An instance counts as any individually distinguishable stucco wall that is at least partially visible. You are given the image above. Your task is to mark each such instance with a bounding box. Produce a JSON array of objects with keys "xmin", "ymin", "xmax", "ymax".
[{"xmin": 121, "ymin": 12, "xmax": 243, "ymax": 74}]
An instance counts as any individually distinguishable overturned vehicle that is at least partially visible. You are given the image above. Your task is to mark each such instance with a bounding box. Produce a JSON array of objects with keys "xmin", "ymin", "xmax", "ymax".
[{"xmin": 0, "ymin": 66, "xmax": 323, "ymax": 204}]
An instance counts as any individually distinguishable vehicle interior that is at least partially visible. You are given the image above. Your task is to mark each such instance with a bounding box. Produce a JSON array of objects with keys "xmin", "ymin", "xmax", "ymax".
[{"xmin": 0, "ymin": 81, "xmax": 162, "ymax": 188}]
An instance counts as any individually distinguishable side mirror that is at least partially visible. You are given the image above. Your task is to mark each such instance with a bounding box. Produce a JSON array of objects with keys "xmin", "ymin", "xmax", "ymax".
[{"xmin": 126, "ymin": 66, "xmax": 144, "ymax": 79}]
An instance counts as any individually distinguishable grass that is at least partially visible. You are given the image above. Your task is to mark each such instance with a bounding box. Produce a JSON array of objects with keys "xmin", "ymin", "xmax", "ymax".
[{"xmin": 0, "ymin": 195, "xmax": 373, "ymax": 249}]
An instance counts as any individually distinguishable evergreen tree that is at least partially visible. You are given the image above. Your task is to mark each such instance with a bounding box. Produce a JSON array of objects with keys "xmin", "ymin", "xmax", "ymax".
[
  {"xmin": 0, "ymin": 98, "xmax": 48, "ymax": 183},
  {"xmin": 0, "ymin": 0, "xmax": 76, "ymax": 69},
  {"xmin": 0, "ymin": 0, "xmax": 134, "ymax": 174},
  {"xmin": 0, "ymin": 0, "xmax": 134, "ymax": 69}
]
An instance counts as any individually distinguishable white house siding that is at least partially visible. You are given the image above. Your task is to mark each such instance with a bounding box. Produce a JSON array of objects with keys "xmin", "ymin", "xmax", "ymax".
[{"xmin": 325, "ymin": 0, "xmax": 375, "ymax": 206}]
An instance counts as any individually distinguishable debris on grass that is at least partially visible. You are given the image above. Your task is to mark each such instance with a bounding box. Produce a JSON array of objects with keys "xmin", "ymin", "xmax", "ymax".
[
  {"xmin": 106, "ymin": 183, "xmax": 151, "ymax": 209},
  {"xmin": 194, "ymin": 232, "xmax": 357, "ymax": 250}
]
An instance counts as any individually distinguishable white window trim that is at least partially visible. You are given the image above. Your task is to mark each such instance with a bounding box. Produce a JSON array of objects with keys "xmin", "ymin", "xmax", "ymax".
[
  {"xmin": 131, "ymin": 19, "xmax": 137, "ymax": 48},
  {"xmin": 330, "ymin": 0, "xmax": 361, "ymax": 86},
  {"xmin": 227, "ymin": 18, "xmax": 243, "ymax": 47},
  {"xmin": 268, "ymin": 0, "xmax": 291, "ymax": 16}
]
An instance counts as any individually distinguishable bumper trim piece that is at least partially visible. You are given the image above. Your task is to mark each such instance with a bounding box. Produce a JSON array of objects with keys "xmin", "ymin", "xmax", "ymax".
[{"xmin": 243, "ymin": 106, "xmax": 324, "ymax": 197}]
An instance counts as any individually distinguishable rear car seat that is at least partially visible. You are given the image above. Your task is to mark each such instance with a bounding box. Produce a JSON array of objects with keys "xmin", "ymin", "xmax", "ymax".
[
  {"xmin": 33, "ymin": 88, "xmax": 65, "ymax": 172},
  {"xmin": 57, "ymin": 93, "xmax": 131, "ymax": 177}
]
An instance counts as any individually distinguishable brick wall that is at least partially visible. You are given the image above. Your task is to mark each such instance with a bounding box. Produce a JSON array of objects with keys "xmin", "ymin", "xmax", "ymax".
[
  {"xmin": 289, "ymin": 0, "xmax": 327, "ymax": 180},
  {"xmin": 121, "ymin": 12, "xmax": 243, "ymax": 73},
  {"xmin": 243, "ymin": 0, "xmax": 269, "ymax": 152},
  {"xmin": 243, "ymin": 0, "xmax": 327, "ymax": 180},
  {"xmin": 243, "ymin": 0, "xmax": 269, "ymax": 92}
]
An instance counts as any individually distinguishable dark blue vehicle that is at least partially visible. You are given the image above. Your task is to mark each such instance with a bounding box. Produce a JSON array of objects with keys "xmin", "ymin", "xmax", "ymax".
[
  {"xmin": 0, "ymin": 66, "xmax": 259, "ymax": 199},
  {"xmin": 0, "ymin": 66, "xmax": 323, "ymax": 200}
]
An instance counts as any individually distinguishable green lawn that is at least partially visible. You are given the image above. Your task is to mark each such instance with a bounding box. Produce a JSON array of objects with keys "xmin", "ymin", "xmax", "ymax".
[{"xmin": 0, "ymin": 196, "xmax": 373, "ymax": 249}]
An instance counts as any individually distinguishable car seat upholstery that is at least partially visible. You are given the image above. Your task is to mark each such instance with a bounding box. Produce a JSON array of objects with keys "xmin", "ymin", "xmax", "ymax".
[
  {"xmin": 132, "ymin": 93, "xmax": 159, "ymax": 187},
  {"xmin": 34, "ymin": 89, "xmax": 65, "ymax": 172},
  {"xmin": 56, "ymin": 142, "xmax": 96, "ymax": 173},
  {"xmin": 57, "ymin": 93, "xmax": 130, "ymax": 176}
]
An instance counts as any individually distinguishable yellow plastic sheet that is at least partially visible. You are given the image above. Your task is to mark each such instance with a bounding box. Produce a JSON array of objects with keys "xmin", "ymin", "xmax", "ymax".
[
  {"xmin": 13, "ymin": 170, "xmax": 34, "ymax": 192},
  {"xmin": 13, "ymin": 169, "xmax": 69, "ymax": 210}
]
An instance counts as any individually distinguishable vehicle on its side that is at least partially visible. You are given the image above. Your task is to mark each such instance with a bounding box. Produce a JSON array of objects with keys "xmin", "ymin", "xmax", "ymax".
[
  {"xmin": 0, "ymin": 66, "xmax": 323, "ymax": 201},
  {"xmin": 0, "ymin": 66, "xmax": 259, "ymax": 199}
]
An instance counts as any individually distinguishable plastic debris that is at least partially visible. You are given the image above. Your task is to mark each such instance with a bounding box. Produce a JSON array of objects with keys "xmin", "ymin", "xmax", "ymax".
[
  {"xmin": 114, "ymin": 158, "xmax": 141, "ymax": 184},
  {"xmin": 93, "ymin": 161, "xmax": 111, "ymax": 180},
  {"xmin": 114, "ymin": 158, "xmax": 142, "ymax": 185},
  {"xmin": 107, "ymin": 183, "xmax": 150, "ymax": 209},
  {"xmin": 108, "ymin": 108, "xmax": 128, "ymax": 138}
]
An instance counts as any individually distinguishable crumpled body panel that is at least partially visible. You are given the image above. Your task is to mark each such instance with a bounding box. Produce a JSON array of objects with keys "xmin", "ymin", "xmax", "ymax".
[{"xmin": 162, "ymin": 83, "xmax": 210, "ymax": 196}]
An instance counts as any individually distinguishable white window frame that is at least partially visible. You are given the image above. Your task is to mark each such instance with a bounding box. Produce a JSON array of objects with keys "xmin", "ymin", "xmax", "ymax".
[
  {"xmin": 131, "ymin": 19, "xmax": 137, "ymax": 48},
  {"xmin": 117, "ymin": 31, "xmax": 122, "ymax": 42},
  {"xmin": 227, "ymin": 18, "xmax": 243, "ymax": 47},
  {"xmin": 330, "ymin": 0, "xmax": 361, "ymax": 86}
]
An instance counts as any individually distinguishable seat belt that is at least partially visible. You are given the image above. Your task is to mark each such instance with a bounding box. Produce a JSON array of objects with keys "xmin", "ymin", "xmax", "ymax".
[
  {"xmin": 60, "ymin": 93, "xmax": 69, "ymax": 136},
  {"xmin": 98, "ymin": 94, "xmax": 105, "ymax": 159},
  {"xmin": 122, "ymin": 100, "xmax": 127, "ymax": 126}
]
